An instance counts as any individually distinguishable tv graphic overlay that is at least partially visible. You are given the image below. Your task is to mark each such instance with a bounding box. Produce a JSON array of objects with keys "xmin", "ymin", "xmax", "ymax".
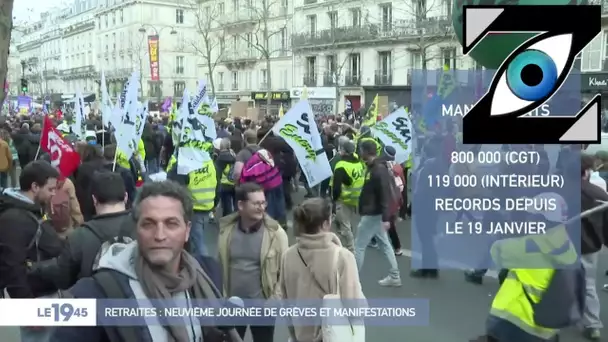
[
  {"xmin": 462, "ymin": 5, "xmax": 601, "ymax": 144},
  {"xmin": 410, "ymin": 69, "xmax": 581, "ymax": 271}
]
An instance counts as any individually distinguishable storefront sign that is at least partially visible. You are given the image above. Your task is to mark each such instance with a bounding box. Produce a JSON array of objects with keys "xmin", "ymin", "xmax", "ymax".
[
  {"xmin": 290, "ymin": 87, "xmax": 336, "ymax": 99},
  {"xmin": 582, "ymin": 73, "xmax": 608, "ymax": 91},
  {"xmin": 251, "ymin": 91, "xmax": 290, "ymax": 101}
]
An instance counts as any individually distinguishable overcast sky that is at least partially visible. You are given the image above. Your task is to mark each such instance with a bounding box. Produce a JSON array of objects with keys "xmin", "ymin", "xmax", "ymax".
[{"xmin": 13, "ymin": 0, "xmax": 68, "ymax": 23}]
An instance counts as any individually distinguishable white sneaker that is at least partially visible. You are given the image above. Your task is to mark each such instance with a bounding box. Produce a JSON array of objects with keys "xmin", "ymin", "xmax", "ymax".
[
  {"xmin": 378, "ymin": 275, "xmax": 402, "ymax": 287},
  {"xmin": 394, "ymin": 249, "xmax": 404, "ymax": 256}
]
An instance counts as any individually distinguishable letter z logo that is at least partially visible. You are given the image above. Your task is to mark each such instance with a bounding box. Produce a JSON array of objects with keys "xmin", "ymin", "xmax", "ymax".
[{"xmin": 462, "ymin": 5, "xmax": 601, "ymax": 144}]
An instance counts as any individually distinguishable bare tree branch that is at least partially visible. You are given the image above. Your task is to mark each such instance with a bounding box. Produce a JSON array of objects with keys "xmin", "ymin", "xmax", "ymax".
[
  {"xmin": 391, "ymin": 0, "xmax": 455, "ymax": 69},
  {"xmin": 183, "ymin": 0, "xmax": 225, "ymax": 94},
  {"xmin": 233, "ymin": 0, "xmax": 289, "ymax": 116}
]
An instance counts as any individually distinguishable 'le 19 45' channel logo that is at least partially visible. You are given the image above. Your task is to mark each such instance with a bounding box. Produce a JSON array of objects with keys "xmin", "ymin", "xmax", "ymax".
[{"xmin": 38, "ymin": 303, "xmax": 89, "ymax": 322}]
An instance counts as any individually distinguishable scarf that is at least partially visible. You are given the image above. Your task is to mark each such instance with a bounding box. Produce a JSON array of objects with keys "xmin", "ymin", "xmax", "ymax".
[{"xmin": 134, "ymin": 249, "xmax": 231, "ymax": 342}]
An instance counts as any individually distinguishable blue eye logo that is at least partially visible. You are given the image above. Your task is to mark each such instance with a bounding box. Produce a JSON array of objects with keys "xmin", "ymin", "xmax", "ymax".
[
  {"xmin": 506, "ymin": 50, "xmax": 557, "ymax": 102},
  {"xmin": 461, "ymin": 5, "xmax": 601, "ymax": 144}
]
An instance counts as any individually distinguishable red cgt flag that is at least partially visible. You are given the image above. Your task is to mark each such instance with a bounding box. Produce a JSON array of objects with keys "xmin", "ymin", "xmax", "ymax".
[{"xmin": 41, "ymin": 116, "xmax": 80, "ymax": 178}]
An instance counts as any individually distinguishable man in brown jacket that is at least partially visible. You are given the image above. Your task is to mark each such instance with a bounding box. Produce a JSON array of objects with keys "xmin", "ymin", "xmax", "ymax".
[{"xmin": 0, "ymin": 137, "xmax": 13, "ymax": 188}]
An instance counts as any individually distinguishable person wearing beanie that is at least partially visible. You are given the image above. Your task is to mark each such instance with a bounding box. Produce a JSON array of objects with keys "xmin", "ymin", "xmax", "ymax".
[{"xmin": 330, "ymin": 140, "xmax": 363, "ymax": 252}]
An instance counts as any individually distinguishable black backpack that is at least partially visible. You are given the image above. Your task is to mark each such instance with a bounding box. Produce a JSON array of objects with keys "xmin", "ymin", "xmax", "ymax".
[
  {"xmin": 79, "ymin": 216, "xmax": 135, "ymax": 277},
  {"xmin": 0, "ymin": 192, "xmax": 62, "ymax": 263}
]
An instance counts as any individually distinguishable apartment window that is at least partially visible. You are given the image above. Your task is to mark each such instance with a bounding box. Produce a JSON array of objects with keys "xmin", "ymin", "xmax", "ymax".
[
  {"xmin": 260, "ymin": 69, "xmax": 267, "ymax": 87},
  {"xmin": 415, "ymin": 0, "xmax": 426, "ymax": 19},
  {"xmin": 280, "ymin": 28, "xmax": 286, "ymax": 52},
  {"xmin": 120, "ymin": 9, "xmax": 124, "ymax": 23},
  {"xmin": 231, "ymin": 71, "xmax": 238, "ymax": 90},
  {"xmin": 349, "ymin": 53, "xmax": 360, "ymax": 76},
  {"xmin": 218, "ymin": 72, "xmax": 224, "ymax": 89},
  {"xmin": 104, "ymin": 34, "xmax": 108, "ymax": 51},
  {"xmin": 104, "ymin": 14, "xmax": 108, "ymax": 27},
  {"xmin": 98, "ymin": 19, "xmax": 101, "ymax": 29},
  {"xmin": 350, "ymin": 8, "xmax": 361, "ymax": 27},
  {"xmin": 307, "ymin": 15, "xmax": 317, "ymax": 35},
  {"xmin": 380, "ymin": 3, "xmax": 392, "ymax": 32},
  {"xmin": 326, "ymin": 55, "xmax": 336, "ymax": 73},
  {"xmin": 218, "ymin": 3, "xmax": 224, "ymax": 14},
  {"xmin": 112, "ymin": 33, "xmax": 116, "ymax": 50},
  {"xmin": 378, "ymin": 51, "xmax": 391, "ymax": 74},
  {"xmin": 112, "ymin": 12, "xmax": 116, "ymax": 25},
  {"xmin": 328, "ymin": 11, "xmax": 337, "ymax": 30},
  {"xmin": 220, "ymin": 37, "xmax": 225, "ymax": 51},
  {"xmin": 441, "ymin": 47, "xmax": 456, "ymax": 69},
  {"xmin": 411, "ymin": 51, "xmax": 422, "ymax": 69},
  {"xmin": 306, "ymin": 56, "xmax": 316, "ymax": 76},
  {"xmin": 582, "ymin": 34, "xmax": 602, "ymax": 71},
  {"xmin": 174, "ymin": 56, "xmax": 185, "ymax": 74},
  {"xmin": 176, "ymin": 9, "xmax": 184, "ymax": 24},
  {"xmin": 443, "ymin": 0, "xmax": 452, "ymax": 17}
]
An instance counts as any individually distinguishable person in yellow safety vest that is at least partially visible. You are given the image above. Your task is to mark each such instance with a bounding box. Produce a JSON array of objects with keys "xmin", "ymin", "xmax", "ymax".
[
  {"xmin": 116, "ymin": 139, "xmax": 146, "ymax": 184},
  {"xmin": 186, "ymin": 159, "xmax": 218, "ymax": 260},
  {"xmin": 485, "ymin": 193, "xmax": 578, "ymax": 342},
  {"xmin": 356, "ymin": 125, "xmax": 382, "ymax": 157},
  {"xmin": 214, "ymin": 138, "xmax": 237, "ymax": 217},
  {"xmin": 329, "ymin": 140, "xmax": 364, "ymax": 253}
]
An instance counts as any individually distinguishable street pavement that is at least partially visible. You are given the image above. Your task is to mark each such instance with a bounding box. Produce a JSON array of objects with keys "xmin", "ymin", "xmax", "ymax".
[{"xmin": 1, "ymin": 188, "xmax": 607, "ymax": 341}]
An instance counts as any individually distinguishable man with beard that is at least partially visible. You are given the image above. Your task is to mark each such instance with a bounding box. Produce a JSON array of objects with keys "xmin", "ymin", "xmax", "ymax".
[{"xmin": 0, "ymin": 161, "xmax": 63, "ymax": 298}]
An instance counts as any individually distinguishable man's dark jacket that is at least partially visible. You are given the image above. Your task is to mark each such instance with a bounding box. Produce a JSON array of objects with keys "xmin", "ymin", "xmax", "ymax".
[
  {"xmin": 30, "ymin": 211, "xmax": 133, "ymax": 291},
  {"xmin": 581, "ymin": 180, "xmax": 608, "ymax": 254},
  {"xmin": 358, "ymin": 158, "xmax": 392, "ymax": 222},
  {"xmin": 49, "ymin": 256, "xmax": 223, "ymax": 342},
  {"xmin": 0, "ymin": 192, "xmax": 63, "ymax": 298}
]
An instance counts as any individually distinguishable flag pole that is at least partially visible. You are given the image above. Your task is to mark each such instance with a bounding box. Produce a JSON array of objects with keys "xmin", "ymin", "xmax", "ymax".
[{"xmin": 257, "ymin": 128, "xmax": 272, "ymax": 146}]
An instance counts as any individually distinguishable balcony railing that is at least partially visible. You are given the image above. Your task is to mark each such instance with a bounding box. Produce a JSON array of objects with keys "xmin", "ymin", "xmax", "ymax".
[
  {"xmin": 231, "ymin": 83, "xmax": 239, "ymax": 91},
  {"xmin": 61, "ymin": 65, "xmax": 95, "ymax": 76},
  {"xmin": 344, "ymin": 73, "xmax": 360, "ymax": 86},
  {"xmin": 217, "ymin": 83, "xmax": 225, "ymax": 91},
  {"xmin": 222, "ymin": 49, "xmax": 259, "ymax": 62},
  {"xmin": 43, "ymin": 69, "xmax": 60, "ymax": 78},
  {"xmin": 375, "ymin": 70, "xmax": 392, "ymax": 85},
  {"xmin": 221, "ymin": 10, "xmax": 256, "ymax": 25},
  {"xmin": 323, "ymin": 72, "xmax": 337, "ymax": 86},
  {"xmin": 292, "ymin": 18, "xmax": 451, "ymax": 49},
  {"xmin": 259, "ymin": 82, "xmax": 268, "ymax": 90},
  {"xmin": 303, "ymin": 74, "xmax": 317, "ymax": 87}
]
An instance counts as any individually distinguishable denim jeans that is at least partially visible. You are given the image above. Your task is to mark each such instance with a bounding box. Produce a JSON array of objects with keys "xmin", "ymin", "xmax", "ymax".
[
  {"xmin": 354, "ymin": 215, "xmax": 400, "ymax": 278},
  {"xmin": 265, "ymin": 185, "xmax": 286, "ymax": 225},
  {"xmin": 146, "ymin": 158, "xmax": 160, "ymax": 174},
  {"xmin": 188, "ymin": 211, "xmax": 209, "ymax": 259},
  {"xmin": 220, "ymin": 187, "xmax": 236, "ymax": 217},
  {"xmin": 581, "ymin": 252, "xmax": 602, "ymax": 329},
  {"xmin": 0, "ymin": 172, "xmax": 7, "ymax": 188}
]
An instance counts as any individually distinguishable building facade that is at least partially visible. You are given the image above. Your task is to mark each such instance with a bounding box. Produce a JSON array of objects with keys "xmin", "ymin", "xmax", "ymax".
[
  {"xmin": 95, "ymin": 0, "xmax": 199, "ymax": 106},
  {"xmin": 291, "ymin": 0, "xmax": 475, "ymax": 114},
  {"xmin": 579, "ymin": 7, "xmax": 608, "ymax": 111},
  {"xmin": 201, "ymin": 0, "xmax": 293, "ymax": 112}
]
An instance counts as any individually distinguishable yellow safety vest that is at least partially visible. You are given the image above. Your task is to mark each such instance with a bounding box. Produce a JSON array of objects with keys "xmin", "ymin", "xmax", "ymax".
[
  {"xmin": 488, "ymin": 223, "xmax": 577, "ymax": 340},
  {"xmin": 188, "ymin": 160, "xmax": 217, "ymax": 212},
  {"xmin": 221, "ymin": 164, "xmax": 235, "ymax": 186},
  {"xmin": 359, "ymin": 137, "xmax": 382, "ymax": 156},
  {"xmin": 167, "ymin": 155, "xmax": 177, "ymax": 173},
  {"xmin": 332, "ymin": 160, "xmax": 365, "ymax": 206}
]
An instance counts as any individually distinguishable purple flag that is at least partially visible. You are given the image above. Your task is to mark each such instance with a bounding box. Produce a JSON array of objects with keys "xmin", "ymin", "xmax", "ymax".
[{"xmin": 161, "ymin": 97, "xmax": 172, "ymax": 112}]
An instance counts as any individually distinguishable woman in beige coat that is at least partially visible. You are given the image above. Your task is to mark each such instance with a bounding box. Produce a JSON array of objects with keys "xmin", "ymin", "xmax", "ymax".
[{"xmin": 280, "ymin": 198, "xmax": 365, "ymax": 342}]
